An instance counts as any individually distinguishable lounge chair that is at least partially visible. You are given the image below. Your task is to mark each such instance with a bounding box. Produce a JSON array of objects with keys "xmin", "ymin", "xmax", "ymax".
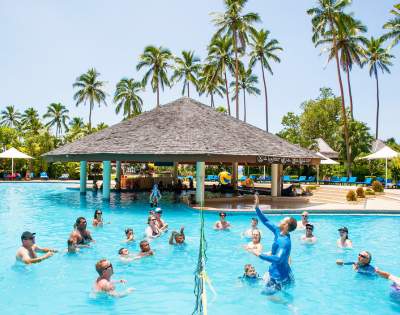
[
  {"xmin": 297, "ymin": 176, "xmax": 307, "ymax": 183},
  {"xmin": 40, "ymin": 172, "xmax": 49, "ymax": 180},
  {"xmin": 306, "ymin": 176, "xmax": 316, "ymax": 183},
  {"xmin": 250, "ymin": 175, "xmax": 257, "ymax": 181},
  {"xmin": 330, "ymin": 176, "xmax": 340, "ymax": 184},
  {"xmin": 206, "ymin": 175, "xmax": 214, "ymax": 181},
  {"xmin": 239, "ymin": 176, "xmax": 247, "ymax": 181},
  {"xmin": 59, "ymin": 173, "xmax": 69, "ymax": 180},
  {"xmin": 339, "ymin": 177, "xmax": 348, "ymax": 185},
  {"xmin": 356, "ymin": 177, "xmax": 373, "ymax": 186},
  {"xmin": 348, "ymin": 177, "xmax": 357, "ymax": 185},
  {"xmin": 283, "ymin": 175, "xmax": 291, "ymax": 183}
]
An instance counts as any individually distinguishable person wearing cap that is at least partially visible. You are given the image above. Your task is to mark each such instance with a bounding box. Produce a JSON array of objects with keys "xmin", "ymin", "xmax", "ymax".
[
  {"xmin": 336, "ymin": 251, "xmax": 377, "ymax": 276},
  {"xmin": 297, "ymin": 211, "xmax": 310, "ymax": 230},
  {"xmin": 301, "ymin": 224, "xmax": 317, "ymax": 244},
  {"xmin": 94, "ymin": 259, "xmax": 134, "ymax": 297},
  {"xmin": 337, "ymin": 226, "xmax": 353, "ymax": 248},
  {"xmin": 16, "ymin": 231, "xmax": 57, "ymax": 264},
  {"xmin": 214, "ymin": 212, "xmax": 231, "ymax": 230},
  {"xmin": 242, "ymin": 217, "xmax": 261, "ymax": 239},
  {"xmin": 154, "ymin": 208, "xmax": 168, "ymax": 232}
]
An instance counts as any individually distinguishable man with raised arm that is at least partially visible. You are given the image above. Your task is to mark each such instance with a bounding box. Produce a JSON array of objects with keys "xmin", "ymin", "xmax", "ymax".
[
  {"xmin": 252, "ymin": 194, "xmax": 297, "ymax": 295},
  {"xmin": 16, "ymin": 231, "xmax": 57, "ymax": 264}
]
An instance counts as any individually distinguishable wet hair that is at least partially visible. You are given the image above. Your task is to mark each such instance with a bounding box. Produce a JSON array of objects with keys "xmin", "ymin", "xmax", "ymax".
[
  {"xmin": 125, "ymin": 228, "xmax": 133, "ymax": 235},
  {"xmin": 244, "ymin": 264, "xmax": 253, "ymax": 273},
  {"xmin": 94, "ymin": 210, "xmax": 102, "ymax": 219},
  {"xmin": 219, "ymin": 212, "xmax": 226, "ymax": 217},
  {"xmin": 140, "ymin": 240, "xmax": 149, "ymax": 248},
  {"xmin": 147, "ymin": 215, "xmax": 156, "ymax": 224},
  {"xmin": 67, "ymin": 239, "xmax": 74, "ymax": 246},
  {"xmin": 76, "ymin": 217, "xmax": 86, "ymax": 225},
  {"xmin": 252, "ymin": 230, "xmax": 262, "ymax": 241},
  {"xmin": 118, "ymin": 248, "xmax": 127, "ymax": 255},
  {"xmin": 287, "ymin": 217, "xmax": 297, "ymax": 232},
  {"xmin": 95, "ymin": 259, "xmax": 108, "ymax": 275},
  {"xmin": 251, "ymin": 218, "xmax": 258, "ymax": 224},
  {"xmin": 365, "ymin": 251, "xmax": 372, "ymax": 264}
]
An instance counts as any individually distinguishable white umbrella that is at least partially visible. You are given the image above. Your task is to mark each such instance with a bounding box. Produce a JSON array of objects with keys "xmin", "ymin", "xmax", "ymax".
[
  {"xmin": 316, "ymin": 152, "xmax": 339, "ymax": 183},
  {"xmin": 0, "ymin": 147, "xmax": 33, "ymax": 176},
  {"xmin": 360, "ymin": 146, "xmax": 400, "ymax": 187}
]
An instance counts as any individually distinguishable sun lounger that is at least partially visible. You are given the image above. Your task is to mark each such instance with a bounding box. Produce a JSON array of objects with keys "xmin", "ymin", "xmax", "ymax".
[
  {"xmin": 330, "ymin": 176, "xmax": 340, "ymax": 184},
  {"xmin": 59, "ymin": 173, "xmax": 69, "ymax": 180},
  {"xmin": 339, "ymin": 177, "xmax": 348, "ymax": 185},
  {"xmin": 348, "ymin": 177, "xmax": 357, "ymax": 185},
  {"xmin": 283, "ymin": 175, "xmax": 291, "ymax": 183},
  {"xmin": 306, "ymin": 176, "xmax": 316, "ymax": 183},
  {"xmin": 356, "ymin": 177, "xmax": 373, "ymax": 186},
  {"xmin": 40, "ymin": 172, "xmax": 49, "ymax": 180},
  {"xmin": 297, "ymin": 176, "xmax": 307, "ymax": 183}
]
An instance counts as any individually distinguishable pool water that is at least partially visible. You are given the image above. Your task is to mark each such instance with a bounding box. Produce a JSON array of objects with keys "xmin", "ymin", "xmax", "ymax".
[{"xmin": 1, "ymin": 183, "xmax": 400, "ymax": 315}]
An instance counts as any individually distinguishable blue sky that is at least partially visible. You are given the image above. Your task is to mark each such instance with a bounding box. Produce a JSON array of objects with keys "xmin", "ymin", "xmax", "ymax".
[{"xmin": 0, "ymin": 0, "xmax": 399, "ymax": 141}]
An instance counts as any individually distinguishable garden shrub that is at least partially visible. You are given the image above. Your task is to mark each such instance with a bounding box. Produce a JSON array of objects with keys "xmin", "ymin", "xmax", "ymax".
[
  {"xmin": 346, "ymin": 190, "xmax": 357, "ymax": 201},
  {"xmin": 365, "ymin": 188, "xmax": 375, "ymax": 196},
  {"xmin": 356, "ymin": 187, "xmax": 365, "ymax": 198},
  {"xmin": 372, "ymin": 180, "xmax": 384, "ymax": 193}
]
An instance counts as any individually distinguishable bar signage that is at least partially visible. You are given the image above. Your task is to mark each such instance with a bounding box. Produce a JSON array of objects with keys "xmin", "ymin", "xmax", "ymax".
[{"xmin": 256, "ymin": 156, "xmax": 313, "ymax": 165}]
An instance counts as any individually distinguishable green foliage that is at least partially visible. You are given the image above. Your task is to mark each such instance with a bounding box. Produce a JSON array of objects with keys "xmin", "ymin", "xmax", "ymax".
[
  {"xmin": 216, "ymin": 106, "xmax": 227, "ymax": 114},
  {"xmin": 365, "ymin": 188, "xmax": 375, "ymax": 196},
  {"xmin": 356, "ymin": 187, "xmax": 365, "ymax": 198},
  {"xmin": 390, "ymin": 157, "xmax": 400, "ymax": 182},
  {"xmin": 372, "ymin": 180, "xmax": 384, "ymax": 192},
  {"xmin": 346, "ymin": 190, "xmax": 357, "ymax": 201},
  {"xmin": 171, "ymin": 50, "xmax": 201, "ymax": 97},
  {"xmin": 114, "ymin": 78, "xmax": 143, "ymax": 120},
  {"xmin": 382, "ymin": 3, "xmax": 400, "ymax": 48}
]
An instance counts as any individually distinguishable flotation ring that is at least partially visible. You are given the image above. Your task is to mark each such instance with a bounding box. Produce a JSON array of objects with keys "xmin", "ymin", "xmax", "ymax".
[{"xmin": 219, "ymin": 171, "xmax": 231, "ymax": 185}]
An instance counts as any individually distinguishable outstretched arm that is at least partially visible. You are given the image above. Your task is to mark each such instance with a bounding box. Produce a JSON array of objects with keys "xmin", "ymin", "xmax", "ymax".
[
  {"xmin": 254, "ymin": 194, "xmax": 279, "ymax": 235},
  {"xmin": 257, "ymin": 247, "xmax": 287, "ymax": 264}
]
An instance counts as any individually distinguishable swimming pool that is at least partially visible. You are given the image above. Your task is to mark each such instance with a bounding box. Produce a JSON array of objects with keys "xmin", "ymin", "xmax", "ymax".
[{"xmin": 0, "ymin": 183, "xmax": 399, "ymax": 314}]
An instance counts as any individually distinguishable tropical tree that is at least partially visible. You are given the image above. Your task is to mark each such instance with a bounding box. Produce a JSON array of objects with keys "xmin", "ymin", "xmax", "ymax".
[
  {"xmin": 249, "ymin": 28, "xmax": 283, "ymax": 131},
  {"xmin": 198, "ymin": 63, "xmax": 226, "ymax": 107},
  {"xmin": 361, "ymin": 36, "xmax": 394, "ymax": 140},
  {"xmin": 21, "ymin": 107, "xmax": 41, "ymax": 132},
  {"xmin": 212, "ymin": 0, "xmax": 260, "ymax": 119},
  {"xmin": 114, "ymin": 78, "xmax": 143, "ymax": 120},
  {"xmin": 315, "ymin": 18, "xmax": 367, "ymax": 120},
  {"xmin": 207, "ymin": 36, "xmax": 233, "ymax": 114},
  {"xmin": 136, "ymin": 46, "xmax": 173, "ymax": 107},
  {"xmin": 230, "ymin": 64, "xmax": 260, "ymax": 122},
  {"xmin": 0, "ymin": 105, "xmax": 21, "ymax": 128},
  {"xmin": 73, "ymin": 68, "xmax": 107, "ymax": 130},
  {"xmin": 43, "ymin": 103, "xmax": 70, "ymax": 138},
  {"xmin": 65, "ymin": 117, "xmax": 86, "ymax": 142},
  {"xmin": 171, "ymin": 50, "xmax": 201, "ymax": 97},
  {"xmin": 307, "ymin": 0, "xmax": 355, "ymax": 175},
  {"xmin": 383, "ymin": 3, "xmax": 400, "ymax": 48}
]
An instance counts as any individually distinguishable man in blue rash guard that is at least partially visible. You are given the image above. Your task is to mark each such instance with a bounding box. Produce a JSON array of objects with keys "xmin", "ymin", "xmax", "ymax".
[
  {"xmin": 252, "ymin": 194, "xmax": 298, "ymax": 295},
  {"xmin": 336, "ymin": 251, "xmax": 377, "ymax": 276}
]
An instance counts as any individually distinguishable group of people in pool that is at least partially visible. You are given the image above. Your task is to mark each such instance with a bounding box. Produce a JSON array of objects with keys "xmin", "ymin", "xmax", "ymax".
[{"xmin": 15, "ymin": 191, "xmax": 400, "ymax": 301}]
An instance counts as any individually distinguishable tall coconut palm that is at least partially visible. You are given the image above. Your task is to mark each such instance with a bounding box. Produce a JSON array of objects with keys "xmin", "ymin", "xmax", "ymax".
[
  {"xmin": 362, "ymin": 37, "xmax": 394, "ymax": 140},
  {"xmin": 21, "ymin": 107, "xmax": 39, "ymax": 129},
  {"xmin": 73, "ymin": 68, "xmax": 107, "ymax": 130},
  {"xmin": 230, "ymin": 64, "xmax": 260, "ymax": 122},
  {"xmin": 307, "ymin": 0, "xmax": 355, "ymax": 176},
  {"xmin": 198, "ymin": 63, "xmax": 226, "ymax": 107},
  {"xmin": 249, "ymin": 28, "xmax": 282, "ymax": 131},
  {"xmin": 207, "ymin": 35, "xmax": 233, "ymax": 114},
  {"xmin": 315, "ymin": 18, "xmax": 367, "ymax": 120},
  {"xmin": 136, "ymin": 46, "xmax": 173, "ymax": 107},
  {"xmin": 43, "ymin": 103, "xmax": 70, "ymax": 138},
  {"xmin": 114, "ymin": 78, "xmax": 143, "ymax": 120},
  {"xmin": 383, "ymin": 4, "xmax": 400, "ymax": 48},
  {"xmin": 65, "ymin": 117, "xmax": 86, "ymax": 142},
  {"xmin": 171, "ymin": 50, "xmax": 201, "ymax": 97},
  {"xmin": 212, "ymin": 0, "xmax": 260, "ymax": 119},
  {"xmin": 0, "ymin": 105, "xmax": 21, "ymax": 128}
]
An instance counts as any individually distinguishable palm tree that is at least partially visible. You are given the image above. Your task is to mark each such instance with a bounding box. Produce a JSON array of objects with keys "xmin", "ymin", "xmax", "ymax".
[
  {"xmin": 383, "ymin": 4, "xmax": 400, "ymax": 48},
  {"xmin": 114, "ymin": 78, "xmax": 143, "ymax": 120},
  {"xmin": 249, "ymin": 28, "xmax": 282, "ymax": 131},
  {"xmin": 207, "ymin": 35, "xmax": 233, "ymax": 114},
  {"xmin": 136, "ymin": 46, "xmax": 173, "ymax": 107},
  {"xmin": 362, "ymin": 37, "xmax": 394, "ymax": 140},
  {"xmin": 212, "ymin": 0, "xmax": 260, "ymax": 119},
  {"xmin": 65, "ymin": 117, "xmax": 85, "ymax": 142},
  {"xmin": 0, "ymin": 105, "xmax": 21, "ymax": 128},
  {"xmin": 21, "ymin": 107, "xmax": 39, "ymax": 128},
  {"xmin": 198, "ymin": 63, "xmax": 226, "ymax": 107},
  {"xmin": 171, "ymin": 50, "xmax": 201, "ymax": 97},
  {"xmin": 307, "ymin": 0, "xmax": 355, "ymax": 175},
  {"xmin": 315, "ymin": 18, "xmax": 367, "ymax": 120},
  {"xmin": 230, "ymin": 64, "xmax": 260, "ymax": 122},
  {"xmin": 43, "ymin": 103, "xmax": 70, "ymax": 138},
  {"xmin": 73, "ymin": 68, "xmax": 107, "ymax": 130}
]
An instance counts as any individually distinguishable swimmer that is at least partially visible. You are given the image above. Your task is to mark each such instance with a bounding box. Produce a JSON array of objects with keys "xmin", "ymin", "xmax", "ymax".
[
  {"xmin": 124, "ymin": 228, "xmax": 135, "ymax": 242},
  {"xmin": 145, "ymin": 215, "xmax": 161, "ymax": 239},
  {"xmin": 214, "ymin": 212, "xmax": 231, "ymax": 230},
  {"xmin": 242, "ymin": 217, "xmax": 261, "ymax": 239},
  {"xmin": 240, "ymin": 264, "xmax": 261, "ymax": 282},
  {"xmin": 169, "ymin": 227, "xmax": 185, "ymax": 245},
  {"xmin": 297, "ymin": 211, "xmax": 310, "ymax": 230},
  {"xmin": 93, "ymin": 259, "xmax": 134, "ymax": 297},
  {"xmin": 253, "ymin": 193, "xmax": 297, "ymax": 295},
  {"xmin": 244, "ymin": 229, "xmax": 263, "ymax": 255},
  {"xmin": 71, "ymin": 217, "xmax": 94, "ymax": 245},
  {"xmin": 300, "ymin": 224, "xmax": 317, "ymax": 244},
  {"xmin": 118, "ymin": 248, "xmax": 136, "ymax": 262},
  {"xmin": 149, "ymin": 184, "xmax": 162, "ymax": 207},
  {"xmin": 93, "ymin": 209, "xmax": 103, "ymax": 227},
  {"xmin": 155, "ymin": 208, "xmax": 168, "ymax": 232},
  {"xmin": 336, "ymin": 251, "xmax": 376, "ymax": 275},
  {"xmin": 337, "ymin": 226, "xmax": 352, "ymax": 248},
  {"xmin": 16, "ymin": 231, "xmax": 57, "ymax": 264},
  {"xmin": 135, "ymin": 240, "xmax": 154, "ymax": 258}
]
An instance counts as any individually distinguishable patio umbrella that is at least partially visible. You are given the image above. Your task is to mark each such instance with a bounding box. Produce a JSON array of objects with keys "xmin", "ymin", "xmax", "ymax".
[
  {"xmin": 0, "ymin": 147, "xmax": 33, "ymax": 175},
  {"xmin": 316, "ymin": 152, "xmax": 339, "ymax": 182},
  {"xmin": 360, "ymin": 146, "xmax": 400, "ymax": 187}
]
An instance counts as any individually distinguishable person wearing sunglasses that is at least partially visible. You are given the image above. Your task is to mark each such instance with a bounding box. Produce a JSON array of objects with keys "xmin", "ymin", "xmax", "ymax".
[
  {"xmin": 301, "ymin": 224, "xmax": 317, "ymax": 244},
  {"xmin": 145, "ymin": 215, "xmax": 161, "ymax": 239},
  {"xmin": 16, "ymin": 231, "xmax": 57, "ymax": 264},
  {"xmin": 244, "ymin": 230, "xmax": 263, "ymax": 255},
  {"xmin": 252, "ymin": 193, "xmax": 297, "ymax": 295},
  {"xmin": 336, "ymin": 251, "xmax": 376, "ymax": 275},
  {"xmin": 297, "ymin": 211, "xmax": 310, "ymax": 230},
  {"xmin": 337, "ymin": 226, "xmax": 353, "ymax": 249},
  {"xmin": 92, "ymin": 209, "xmax": 103, "ymax": 227},
  {"xmin": 124, "ymin": 228, "xmax": 135, "ymax": 242},
  {"xmin": 94, "ymin": 259, "xmax": 133, "ymax": 297},
  {"xmin": 70, "ymin": 217, "xmax": 94, "ymax": 245},
  {"xmin": 214, "ymin": 212, "xmax": 231, "ymax": 230}
]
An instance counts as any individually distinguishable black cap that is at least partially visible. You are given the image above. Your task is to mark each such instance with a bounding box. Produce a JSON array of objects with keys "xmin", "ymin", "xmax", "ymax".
[
  {"xmin": 338, "ymin": 227, "xmax": 348, "ymax": 233},
  {"xmin": 305, "ymin": 223, "xmax": 314, "ymax": 230},
  {"xmin": 219, "ymin": 212, "xmax": 226, "ymax": 216},
  {"xmin": 21, "ymin": 231, "xmax": 36, "ymax": 240}
]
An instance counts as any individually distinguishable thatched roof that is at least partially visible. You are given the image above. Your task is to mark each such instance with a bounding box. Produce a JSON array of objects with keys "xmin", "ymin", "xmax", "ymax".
[
  {"xmin": 314, "ymin": 138, "xmax": 339, "ymax": 159},
  {"xmin": 43, "ymin": 98, "xmax": 320, "ymax": 165}
]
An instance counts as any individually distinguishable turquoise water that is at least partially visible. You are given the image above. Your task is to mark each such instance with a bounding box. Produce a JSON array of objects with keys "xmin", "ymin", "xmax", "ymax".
[{"xmin": 0, "ymin": 183, "xmax": 400, "ymax": 315}]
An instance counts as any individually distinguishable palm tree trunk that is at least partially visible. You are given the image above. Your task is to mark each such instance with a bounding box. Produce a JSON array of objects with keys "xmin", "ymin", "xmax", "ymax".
[
  {"xmin": 243, "ymin": 89, "xmax": 247, "ymax": 123},
  {"xmin": 331, "ymin": 20, "xmax": 351, "ymax": 177},
  {"xmin": 346, "ymin": 61, "xmax": 354, "ymax": 120},
  {"xmin": 156, "ymin": 84, "xmax": 160, "ymax": 107},
  {"xmin": 89, "ymin": 100, "xmax": 93, "ymax": 130},
  {"xmin": 260, "ymin": 62, "xmax": 269, "ymax": 132},
  {"xmin": 211, "ymin": 93, "xmax": 214, "ymax": 107},
  {"xmin": 224, "ymin": 71, "xmax": 231, "ymax": 115},
  {"xmin": 375, "ymin": 68, "xmax": 380, "ymax": 140},
  {"xmin": 187, "ymin": 82, "xmax": 190, "ymax": 98},
  {"xmin": 233, "ymin": 32, "xmax": 240, "ymax": 119}
]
